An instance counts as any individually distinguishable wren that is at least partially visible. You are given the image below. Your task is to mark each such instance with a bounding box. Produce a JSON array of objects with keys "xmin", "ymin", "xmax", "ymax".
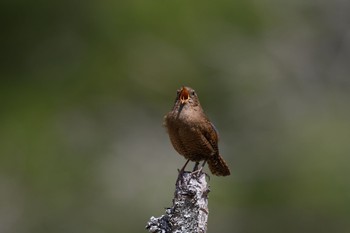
[{"xmin": 164, "ymin": 86, "xmax": 230, "ymax": 176}]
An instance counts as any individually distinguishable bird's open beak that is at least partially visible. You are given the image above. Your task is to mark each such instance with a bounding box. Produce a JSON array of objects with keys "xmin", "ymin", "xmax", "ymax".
[{"xmin": 179, "ymin": 87, "xmax": 189, "ymax": 104}]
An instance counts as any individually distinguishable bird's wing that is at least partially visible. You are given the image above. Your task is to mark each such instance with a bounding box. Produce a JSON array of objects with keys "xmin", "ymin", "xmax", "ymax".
[
  {"xmin": 209, "ymin": 122, "xmax": 219, "ymax": 141},
  {"xmin": 201, "ymin": 121, "xmax": 219, "ymax": 154}
]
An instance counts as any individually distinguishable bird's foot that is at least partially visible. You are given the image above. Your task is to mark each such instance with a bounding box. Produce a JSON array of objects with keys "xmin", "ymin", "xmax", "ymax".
[
  {"xmin": 191, "ymin": 166, "xmax": 203, "ymax": 175},
  {"xmin": 191, "ymin": 166, "xmax": 210, "ymax": 182},
  {"xmin": 178, "ymin": 159, "xmax": 190, "ymax": 174},
  {"xmin": 192, "ymin": 162, "xmax": 200, "ymax": 172}
]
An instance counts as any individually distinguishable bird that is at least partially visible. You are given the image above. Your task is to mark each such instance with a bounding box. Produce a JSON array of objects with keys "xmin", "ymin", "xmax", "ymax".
[{"xmin": 164, "ymin": 86, "xmax": 230, "ymax": 176}]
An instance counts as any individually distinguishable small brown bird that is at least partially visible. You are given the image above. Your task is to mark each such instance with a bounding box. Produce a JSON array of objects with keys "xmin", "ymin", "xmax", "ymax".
[{"xmin": 164, "ymin": 86, "xmax": 230, "ymax": 176}]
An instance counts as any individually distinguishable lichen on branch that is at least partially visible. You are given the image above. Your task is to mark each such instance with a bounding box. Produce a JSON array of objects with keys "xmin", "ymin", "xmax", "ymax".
[{"xmin": 146, "ymin": 171, "xmax": 209, "ymax": 233}]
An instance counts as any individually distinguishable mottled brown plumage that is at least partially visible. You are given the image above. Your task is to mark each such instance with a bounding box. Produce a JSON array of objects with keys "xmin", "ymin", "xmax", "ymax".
[{"xmin": 164, "ymin": 86, "xmax": 230, "ymax": 176}]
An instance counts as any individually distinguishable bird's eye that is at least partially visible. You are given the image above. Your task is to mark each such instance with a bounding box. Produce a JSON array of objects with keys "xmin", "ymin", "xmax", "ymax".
[{"xmin": 191, "ymin": 90, "xmax": 196, "ymax": 96}]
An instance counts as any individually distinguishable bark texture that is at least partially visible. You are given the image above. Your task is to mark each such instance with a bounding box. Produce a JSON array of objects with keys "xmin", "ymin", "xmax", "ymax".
[{"xmin": 146, "ymin": 171, "xmax": 210, "ymax": 233}]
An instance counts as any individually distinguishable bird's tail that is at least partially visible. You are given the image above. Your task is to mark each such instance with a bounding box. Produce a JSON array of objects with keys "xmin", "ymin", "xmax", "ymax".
[{"xmin": 208, "ymin": 154, "xmax": 231, "ymax": 176}]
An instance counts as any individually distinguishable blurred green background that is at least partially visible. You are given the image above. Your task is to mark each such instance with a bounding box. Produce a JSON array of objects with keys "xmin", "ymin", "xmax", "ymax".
[{"xmin": 1, "ymin": 0, "xmax": 350, "ymax": 233}]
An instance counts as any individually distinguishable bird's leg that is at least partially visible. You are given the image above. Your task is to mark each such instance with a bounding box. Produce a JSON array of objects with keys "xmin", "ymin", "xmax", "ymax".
[
  {"xmin": 176, "ymin": 159, "xmax": 191, "ymax": 185},
  {"xmin": 178, "ymin": 159, "xmax": 190, "ymax": 174},
  {"xmin": 191, "ymin": 160, "xmax": 207, "ymax": 177},
  {"xmin": 191, "ymin": 160, "xmax": 210, "ymax": 180},
  {"xmin": 194, "ymin": 160, "xmax": 207, "ymax": 173},
  {"xmin": 193, "ymin": 162, "xmax": 200, "ymax": 172},
  {"xmin": 201, "ymin": 160, "xmax": 210, "ymax": 180}
]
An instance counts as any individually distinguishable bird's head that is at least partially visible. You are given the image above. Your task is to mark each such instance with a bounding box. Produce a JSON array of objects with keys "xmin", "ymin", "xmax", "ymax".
[{"xmin": 176, "ymin": 86, "xmax": 199, "ymax": 106}]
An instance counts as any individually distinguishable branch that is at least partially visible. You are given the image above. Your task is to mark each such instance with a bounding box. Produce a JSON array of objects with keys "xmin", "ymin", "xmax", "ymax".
[{"xmin": 146, "ymin": 171, "xmax": 210, "ymax": 233}]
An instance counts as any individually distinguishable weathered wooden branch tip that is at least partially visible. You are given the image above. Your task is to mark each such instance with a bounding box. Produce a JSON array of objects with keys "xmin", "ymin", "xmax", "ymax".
[{"xmin": 146, "ymin": 171, "xmax": 210, "ymax": 233}]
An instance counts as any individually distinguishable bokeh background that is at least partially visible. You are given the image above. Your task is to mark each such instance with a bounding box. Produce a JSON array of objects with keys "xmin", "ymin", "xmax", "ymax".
[{"xmin": 1, "ymin": 0, "xmax": 350, "ymax": 233}]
